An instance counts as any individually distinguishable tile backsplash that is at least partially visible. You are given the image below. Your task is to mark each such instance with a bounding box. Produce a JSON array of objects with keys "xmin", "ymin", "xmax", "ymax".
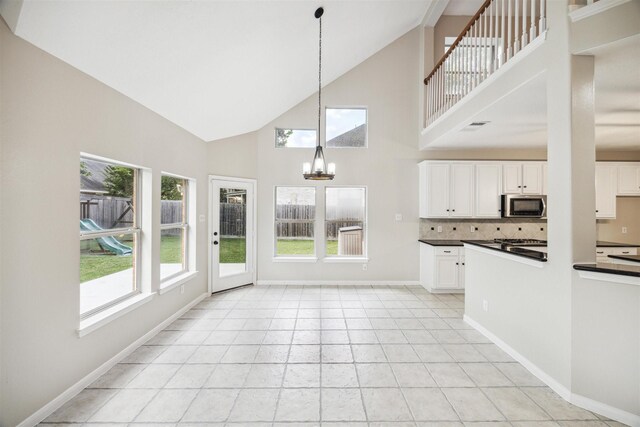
[{"xmin": 420, "ymin": 218, "xmax": 547, "ymax": 240}]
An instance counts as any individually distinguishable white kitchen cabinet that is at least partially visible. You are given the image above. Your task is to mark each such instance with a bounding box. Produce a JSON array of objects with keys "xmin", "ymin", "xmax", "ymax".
[
  {"xmin": 420, "ymin": 244, "xmax": 465, "ymax": 292},
  {"xmin": 418, "ymin": 161, "xmax": 473, "ymax": 218},
  {"xmin": 596, "ymin": 247, "xmax": 637, "ymax": 263},
  {"xmin": 475, "ymin": 164, "xmax": 502, "ymax": 218},
  {"xmin": 617, "ymin": 164, "xmax": 640, "ymax": 195},
  {"xmin": 542, "ymin": 163, "xmax": 548, "ymax": 195},
  {"xmin": 595, "ymin": 164, "xmax": 617, "ymax": 219},
  {"xmin": 502, "ymin": 162, "xmax": 545, "ymax": 195}
]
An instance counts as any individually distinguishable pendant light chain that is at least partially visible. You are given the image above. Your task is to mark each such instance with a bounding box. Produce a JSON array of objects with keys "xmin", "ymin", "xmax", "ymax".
[{"xmin": 317, "ymin": 14, "xmax": 322, "ymax": 148}]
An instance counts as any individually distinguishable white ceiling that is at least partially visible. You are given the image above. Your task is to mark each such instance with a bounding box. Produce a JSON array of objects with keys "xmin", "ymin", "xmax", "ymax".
[
  {"xmin": 8, "ymin": 0, "xmax": 432, "ymax": 142},
  {"xmin": 428, "ymin": 35, "xmax": 640, "ymax": 150}
]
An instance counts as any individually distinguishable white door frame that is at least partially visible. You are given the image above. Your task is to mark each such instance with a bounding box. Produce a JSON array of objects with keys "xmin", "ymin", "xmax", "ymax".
[{"xmin": 208, "ymin": 175, "xmax": 257, "ymax": 294}]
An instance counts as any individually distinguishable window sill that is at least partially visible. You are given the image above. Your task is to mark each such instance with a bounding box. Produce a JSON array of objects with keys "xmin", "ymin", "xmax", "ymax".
[
  {"xmin": 272, "ymin": 257, "xmax": 318, "ymax": 263},
  {"xmin": 323, "ymin": 257, "xmax": 369, "ymax": 263},
  {"xmin": 78, "ymin": 292, "xmax": 156, "ymax": 337},
  {"xmin": 159, "ymin": 271, "xmax": 199, "ymax": 295}
]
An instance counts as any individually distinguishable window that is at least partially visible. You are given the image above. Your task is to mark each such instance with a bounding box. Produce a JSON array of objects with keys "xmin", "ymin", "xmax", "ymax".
[
  {"xmin": 160, "ymin": 174, "xmax": 189, "ymax": 282},
  {"xmin": 80, "ymin": 156, "xmax": 140, "ymax": 317},
  {"xmin": 325, "ymin": 108, "xmax": 367, "ymax": 148},
  {"xmin": 325, "ymin": 187, "xmax": 366, "ymax": 257},
  {"xmin": 275, "ymin": 187, "xmax": 316, "ymax": 257},
  {"xmin": 275, "ymin": 128, "xmax": 317, "ymax": 148}
]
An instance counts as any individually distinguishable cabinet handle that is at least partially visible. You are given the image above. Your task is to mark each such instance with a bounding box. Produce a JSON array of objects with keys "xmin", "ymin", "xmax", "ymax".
[
  {"xmin": 622, "ymin": 251, "xmax": 630, "ymax": 254},
  {"xmin": 462, "ymin": 263, "xmax": 465, "ymax": 266},
  {"xmin": 596, "ymin": 251, "xmax": 604, "ymax": 254},
  {"xmin": 446, "ymin": 209, "xmax": 449, "ymax": 212},
  {"xmin": 524, "ymin": 185, "xmax": 527, "ymax": 188},
  {"xmin": 596, "ymin": 210, "xmax": 599, "ymax": 213},
  {"xmin": 456, "ymin": 262, "xmax": 459, "ymax": 265},
  {"xmin": 518, "ymin": 185, "xmax": 522, "ymax": 188},
  {"xmin": 444, "ymin": 251, "xmax": 451, "ymax": 253},
  {"xmin": 452, "ymin": 209, "xmax": 455, "ymax": 212}
]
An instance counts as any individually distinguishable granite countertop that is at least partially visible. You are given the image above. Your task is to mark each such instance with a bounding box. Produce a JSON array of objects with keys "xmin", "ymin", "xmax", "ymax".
[
  {"xmin": 608, "ymin": 254, "xmax": 640, "ymax": 264},
  {"xmin": 418, "ymin": 239, "xmax": 464, "ymax": 247},
  {"xmin": 461, "ymin": 240, "xmax": 547, "ymax": 262},
  {"xmin": 596, "ymin": 241, "xmax": 640, "ymax": 248},
  {"xmin": 574, "ymin": 262, "xmax": 640, "ymax": 278}
]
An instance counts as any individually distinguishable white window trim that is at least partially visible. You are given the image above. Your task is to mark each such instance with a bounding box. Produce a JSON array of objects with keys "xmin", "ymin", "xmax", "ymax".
[
  {"xmin": 274, "ymin": 127, "xmax": 318, "ymax": 149},
  {"xmin": 325, "ymin": 106, "xmax": 368, "ymax": 149},
  {"xmin": 79, "ymin": 156, "xmax": 142, "ymax": 320},
  {"xmin": 78, "ymin": 292, "xmax": 156, "ymax": 337},
  {"xmin": 160, "ymin": 174, "xmax": 196, "ymax": 285},
  {"xmin": 324, "ymin": 186, "xmax": 368, "ymax": 259},
  {"xmin": 274, "ymin": 186, "xmax": 317, "ymax": 259}
]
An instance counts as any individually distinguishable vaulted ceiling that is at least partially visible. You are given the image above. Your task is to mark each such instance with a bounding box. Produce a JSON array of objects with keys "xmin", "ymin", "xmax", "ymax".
[{"xmin": 2, "ymin": 0, "xmax": 433, "ymax": 142}]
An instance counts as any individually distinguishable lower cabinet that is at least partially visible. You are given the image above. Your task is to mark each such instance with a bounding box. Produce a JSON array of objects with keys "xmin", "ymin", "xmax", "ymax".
[
  {"xmin": 595, "ymin": 247, "xmax": 638, "ymax": 263},
  {"xmin": 420, "ymin": 244, "xmax": 465, "ymax": 293}
]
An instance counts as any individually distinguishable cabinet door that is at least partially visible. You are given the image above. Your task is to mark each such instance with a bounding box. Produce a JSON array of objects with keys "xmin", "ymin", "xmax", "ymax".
[
  {"xmin": 450, "ymin": 164, "xmax": 474, "ymax": 217},
  {"xmin": 595, "ymin": 164, "xmax": 617, "ymax": 219},
  {"xmin": 522, "ymin": 163, "xmax": 543, "ymax": 194},
  {"xmin": 542, "ymin": 163, "xmax": 548, "ymax": 195},
  {"xmin": 503, "ymin": 163, "xmax": 522, "ymax": 194},
  {"xmin": 475, "ymin": 164, "xmax": 502, "ymax": 218},
  {"xmin": 435, "ymin": 256, "xmax": 459, "ymax": 289},
  {"xmin": 617, "ymin": 165, "xmax": 640, "ymax": 195},
  {"xmin": 426, "ymin": 163, "xmax": 451, "ymax": 217}
]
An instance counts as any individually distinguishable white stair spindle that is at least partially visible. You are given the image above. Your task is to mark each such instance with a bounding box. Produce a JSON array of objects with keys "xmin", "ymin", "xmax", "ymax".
[
  {"xmin": 515, "ymin": 0, "xmax": 520, "ymax": 53},
  {"xmin": 522, "ymin": 0, "xmax": 528, "ymax": 48},
  {"xmin": 507, "ymin": 0, "xmax": 513, "ymax": 59},
  {"xmin": 501, "ymin": 0, "xmax": 506, "ymax": 66},
  {"xmin": 530, "ymin": 0, "xmax": 536, "ymax": 40},
  {"xmin": 539, "ymin": 0, "xmax": 546, "ymax": 32},
  {"xmin": 494, "ymin": 0, "xmax": 500, "ymax": 70}
]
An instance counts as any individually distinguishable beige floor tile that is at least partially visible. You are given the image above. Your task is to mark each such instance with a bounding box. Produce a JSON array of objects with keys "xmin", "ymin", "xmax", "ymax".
[
  {"xmin": 361, "ymin": 388, "xmax": 413, "ymax": 421},
  {"xmin": 243, "ymin": 364, "xmax": 286, "ymax": 387},
  {"xmin": 483, "ymin": 387, "xmax": 551, "ymax": 421},
  {"xmin": 165, "ymin": 364, "xmax": 216, "ymax": 388},
  {"xmin": 88, "ymin": 389, "xmax": 157, "ymax": 422},
  {"xmin": 356, "ymin": 363, "xmax": 398, "ymax": 387},
  {"xmin": 204, "ymin": 364, "xmax": 251, "ymax": 388},
  {"xmin": 228, "ymin": 388, "xmax": 279, "ymax": 421},
  {"xmin": 352, "ymin": 344, "xmax": 388, "ymax": 362},
  {"xmin": 283, "ymin": 363, "xmax": 321, "ymax": 387},
  {"xmin": 44, "ymin": 389, "xmax": 118, "ymax": 423},
  {"xmin": 523, "ymin": 388, "xmax": 597, "ymax": 420},
  {"xmin": 289, "ymin": 345, "xmax": 321, "ymax": 363},
  {"xmin": 322, "ymin": 345, "xmax": 354, "ymax": 363},
  {"xmin": 275, "ymin": 388, "xmax": 321, "ymax": 421},
  {"xmin": 322, "ymin": 363, "xmax": 359, "ymax": 387},
  {"xmin": 441, "ymin": 388, "xmax": 504, "ymax": 422},
  {"xmin": 321, "ymin": 388, "xmax": 366, "ymax": 421},
  {"xmin": 426, "ymin": 363, "xmax": 475, "ymax": 388},
  {"xmin": 403, "ymin": 388, "xmax": 459, "ymax": 421},
  {"xmin": 459, "ymin": 363, "xmax": 512, "ymax": 387},
  {"xmin": 181, "ymin": 389, "xmax": 239, "ymax": 422},
  {"xmin": 392, "ymin": 363, "xmax": 437, "ymax": 388},
  {"xmin": 134, "ymin": 389, "xmax": 198, "ymax": 422}
]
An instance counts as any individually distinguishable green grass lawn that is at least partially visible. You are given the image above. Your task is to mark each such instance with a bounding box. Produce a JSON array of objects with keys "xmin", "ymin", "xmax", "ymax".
[{"xmin": 80, "ymin": 237, "xmax": 341, "ymax": 283}]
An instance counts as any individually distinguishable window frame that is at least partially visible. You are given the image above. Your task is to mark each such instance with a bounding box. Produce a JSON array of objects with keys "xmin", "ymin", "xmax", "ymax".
[
  {"xmin": 323, "ymin": 186, "xmax": 368, "ymax": 260},
  {"xmin": 324, "ymin": 106, "xmax": 368, "ymax": 149},
  {"xmin": 273, "ymin": 186, "xmax": 317, "ymax": 259},
  {"xmin": 159, "ymin": 173, "xmax": 190, "ymax": 283},
  {"xmin": 79, "ymin": 155, "xmax": 142, "ymax": 319},
  {"xmin": 274, "ymin": 127, "xmax": 318, "ymax": 149}
]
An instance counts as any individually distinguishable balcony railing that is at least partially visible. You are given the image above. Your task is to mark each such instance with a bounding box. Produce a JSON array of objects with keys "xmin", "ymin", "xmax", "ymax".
[{"xmin": 424, "ymin": 0, "xmax": 547, "ymax": 127}]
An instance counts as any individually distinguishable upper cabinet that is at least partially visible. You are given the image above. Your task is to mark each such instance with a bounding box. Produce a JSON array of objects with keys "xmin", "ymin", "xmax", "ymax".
[
  {"xmin": 595, "ymin": 164, "xmax": 617, "ymax": 219},
  {"xmin": 617, "ymin": 164, "xmax": 640, "ymax": 195},
  {"xmin": 419, "ymin": 162, "xmax": 473, "ymax": 218},
  {"xmin": 475, "ymin": 164, "xmax": 502, "ymax": 218},
  {"xmin": 503, "ymin": 162, "xmax": 545, "ymax": 195}
]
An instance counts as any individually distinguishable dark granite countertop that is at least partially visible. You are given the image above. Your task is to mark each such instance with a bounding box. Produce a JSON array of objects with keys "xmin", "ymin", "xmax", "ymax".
[
  {"xmin": 461, "ymin": 240, "xmax": 547, "ymax": 262},
  {"xmin": 574, "ymin": 263, "xmax": 640, "ymax": 278},
  {"xmin": 418, "ymin": 239, "xmax": 464, "ymax": 247},
  {"xmin": 596, "ymin": 241, "xmax": 640, "ymax": 248},
  {"xmin": 608, "ymin": 254, "xmax": 640, "ymax": 264}
]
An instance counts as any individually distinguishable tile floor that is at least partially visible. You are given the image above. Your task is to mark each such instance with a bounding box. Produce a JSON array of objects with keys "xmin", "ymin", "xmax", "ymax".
[{"xmin": 42, "ymin": 285, "xmax": 623, "ymax": 426}]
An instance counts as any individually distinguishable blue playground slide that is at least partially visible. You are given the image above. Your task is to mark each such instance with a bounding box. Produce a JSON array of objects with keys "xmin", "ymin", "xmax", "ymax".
[{"xmin": 80, "ymin": 219, "xmax": 133, "ymax": 256}]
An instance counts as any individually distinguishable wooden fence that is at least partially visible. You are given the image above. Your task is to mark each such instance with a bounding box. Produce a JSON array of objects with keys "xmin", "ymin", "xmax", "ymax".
[{"xmin": 80, "ymin": 196, "xmax": 182, "ymax": 231}]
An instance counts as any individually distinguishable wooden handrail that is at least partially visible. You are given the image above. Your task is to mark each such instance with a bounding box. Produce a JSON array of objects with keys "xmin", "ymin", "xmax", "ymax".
[{"xmin": 423, "ymin": 0, "xmax": 493, "ymax": 85}]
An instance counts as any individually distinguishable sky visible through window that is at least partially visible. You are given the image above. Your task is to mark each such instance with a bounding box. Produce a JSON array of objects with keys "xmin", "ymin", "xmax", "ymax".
[
  {"xmin": 275, "ymin": 129, "xmax": 316, "ymax": 148},
  {"xmin": 325, "ymin": 108, "xmax": 367, "ymax": 141}
]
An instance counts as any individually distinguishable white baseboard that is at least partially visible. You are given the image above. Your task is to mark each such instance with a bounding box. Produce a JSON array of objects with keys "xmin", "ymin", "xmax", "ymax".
[
  {"xmin": 571, "ymin": 393, "xmax": 640, "ymax": 427},
  {"xmin": 18, "ymin": 292, "xmax": 208, "ymax": 427},
  {"xmin": 464, "ymin": 315, "xmax": 571, "ymax": 399},
  {"xmin": 464, "ymin": 314, "xmax": 640, "ymax": 427},
  {"xmin": 256, "ymin": 280, "xmax": 421, "ymax": 286}
]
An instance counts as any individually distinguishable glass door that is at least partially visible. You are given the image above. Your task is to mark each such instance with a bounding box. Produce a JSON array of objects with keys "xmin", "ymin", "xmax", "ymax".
[{"xmin": 210, "ymin": 178, "xmax": 255, "ymax": 293}]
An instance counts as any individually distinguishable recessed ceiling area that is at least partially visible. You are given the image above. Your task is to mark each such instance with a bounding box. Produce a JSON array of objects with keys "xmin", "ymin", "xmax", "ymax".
[
  {"xmin": 426, "ymin": 35, "xmax": 640, "ymax": 151},
  {"xmin": 7, "ymin": 0, "xmax": 432, "ymax": 142}
]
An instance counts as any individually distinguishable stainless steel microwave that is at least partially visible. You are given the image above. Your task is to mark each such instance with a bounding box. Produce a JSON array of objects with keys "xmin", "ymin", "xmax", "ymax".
[{"xmin": 501, "ymin": 194, "xmax": 547, "ymax": 218}]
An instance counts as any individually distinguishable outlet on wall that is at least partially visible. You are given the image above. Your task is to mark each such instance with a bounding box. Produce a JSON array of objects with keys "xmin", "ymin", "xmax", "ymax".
[
  {"xmin": 437, "ymin": 226, "xmax": 443, "ymax": 233},
  {"xmin": 395, "ymin": 213, "xmax": 403, "ymax": 222},
  {"xmin": 482, "ymin": 299, "xmax": 489, "ymax": 312},
  {"xmin": 622, "ymin": 227, "xmax": 628, "ymax": 234},
  {"xmin": 470, "ymin": 225, "xmax": 475, "ymax": 233}
]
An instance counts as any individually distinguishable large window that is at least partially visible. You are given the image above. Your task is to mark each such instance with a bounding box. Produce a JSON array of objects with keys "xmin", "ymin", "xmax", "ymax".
[
  {"xmin": 275, "ymin": 187, "xmax": 316, "ymax": 257},
  {"xmin": 325, "ymin": 187, "xmax": 366, "ymax": 257},
  {"xmin": 80, "ymin": 157, "xmax": 140, "ymax": 317},
  {"xmin": 275, "ymin": 128, "xmax": 317, "ymax": 148},
  {"xmin": 325, "ymin": 108, "xmax": 367, "ymax": 148},
  {"xmin": 160, "ymin": 174, "xmax": 189, "ymax": 282}
]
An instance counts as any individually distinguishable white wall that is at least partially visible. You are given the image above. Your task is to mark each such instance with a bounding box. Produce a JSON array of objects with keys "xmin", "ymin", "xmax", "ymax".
[
  {"xmin": 208, "ymin": 28, "xmax": 423, "ymax": 283},
  {"xmin": 0, "ymin": 20, "xmax": 210, "ymax": 426}
]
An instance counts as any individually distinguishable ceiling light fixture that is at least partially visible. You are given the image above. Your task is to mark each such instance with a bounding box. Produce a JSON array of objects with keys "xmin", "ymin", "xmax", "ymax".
[{"xmin": 303, "ymin": 7, "xmax": 335, "ymax": 180}]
